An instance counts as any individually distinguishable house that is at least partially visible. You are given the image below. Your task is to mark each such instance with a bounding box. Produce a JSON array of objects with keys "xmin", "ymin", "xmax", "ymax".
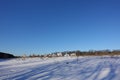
[
  {"xmin": 64, "ymin": 53, "xmax": 69, "ymax": 57},
  {"xmin": 70, "ymin": 53, "xmax": 76, "ymax": 57},
  {"xmin": 57, "ymin": 52, "xmax": 62, "ymax": 57}
]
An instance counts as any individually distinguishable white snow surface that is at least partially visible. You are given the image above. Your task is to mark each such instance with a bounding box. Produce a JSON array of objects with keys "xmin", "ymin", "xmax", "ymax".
[{"xmin": 0, "ymin": 56, "xmax": 120, "ymax": 80}]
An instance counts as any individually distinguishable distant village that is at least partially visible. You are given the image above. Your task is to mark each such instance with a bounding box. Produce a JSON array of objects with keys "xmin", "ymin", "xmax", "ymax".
[
  {"xmin": 27, "ymin": 50, "xmax": 120, "ymax": 58},
  {"xmin": 1, "ymin": 49, "xmax": 120, "ymax": 59}
]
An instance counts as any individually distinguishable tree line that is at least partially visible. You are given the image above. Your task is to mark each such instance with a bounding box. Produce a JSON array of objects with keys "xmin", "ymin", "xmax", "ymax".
[
  {"xmin": 27, "ymin": 49, "xmax": 120, "ymax": 58},
  {"xmin": 1, "ymin": 49, "xmax": 120, "ymax": 59},
  {"xmin": 0, "ymin": 52, "xmax": 15, "ymax": 58}
]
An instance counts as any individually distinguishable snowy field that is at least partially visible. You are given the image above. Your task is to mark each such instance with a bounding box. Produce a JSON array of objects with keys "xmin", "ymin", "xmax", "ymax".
[{"xmin": 0, "ymin": 56, "xmax": 120, "ymax": 80}]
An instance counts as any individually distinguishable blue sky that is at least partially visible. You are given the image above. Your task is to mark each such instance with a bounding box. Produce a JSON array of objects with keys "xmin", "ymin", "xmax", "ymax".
[{"xmin": 0, "ymin": 0, "xmax": 120, "ymax": 56}]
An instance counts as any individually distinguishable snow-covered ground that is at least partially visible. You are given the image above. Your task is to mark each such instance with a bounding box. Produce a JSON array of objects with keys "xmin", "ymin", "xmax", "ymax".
[{"xmin": 0, "ymin": 56, "xmax": 120, "ymax": 80}]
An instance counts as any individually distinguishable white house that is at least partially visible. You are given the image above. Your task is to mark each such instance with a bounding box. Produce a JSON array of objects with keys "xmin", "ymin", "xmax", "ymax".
[
  {"xmin": 70, "ymin": 53, "xmax": 76, "ymax": 56},
  {"xmin": 57, "ymin": 52, "xmax": 62, "ymax": 57},
  {"xmin": 64, "ymin": 53, "xmax": 69, "ymax": 57}
]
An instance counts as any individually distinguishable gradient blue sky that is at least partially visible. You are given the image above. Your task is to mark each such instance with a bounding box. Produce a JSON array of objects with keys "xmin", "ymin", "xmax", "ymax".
[{"xmin": 0, "ymin": 0, "xmax": 120, "ymax": 56}]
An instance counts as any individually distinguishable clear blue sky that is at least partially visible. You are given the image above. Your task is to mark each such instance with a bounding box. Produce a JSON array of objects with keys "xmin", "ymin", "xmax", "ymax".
[{"xmin": 0, "ymin": 0, "xmax": 120, "ymax": 56}]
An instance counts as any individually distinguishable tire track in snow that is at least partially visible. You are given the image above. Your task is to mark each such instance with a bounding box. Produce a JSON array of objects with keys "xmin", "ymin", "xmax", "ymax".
[{"xmin": 14, "ymin": 62, "xmax": 63, "ymax": 80}]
